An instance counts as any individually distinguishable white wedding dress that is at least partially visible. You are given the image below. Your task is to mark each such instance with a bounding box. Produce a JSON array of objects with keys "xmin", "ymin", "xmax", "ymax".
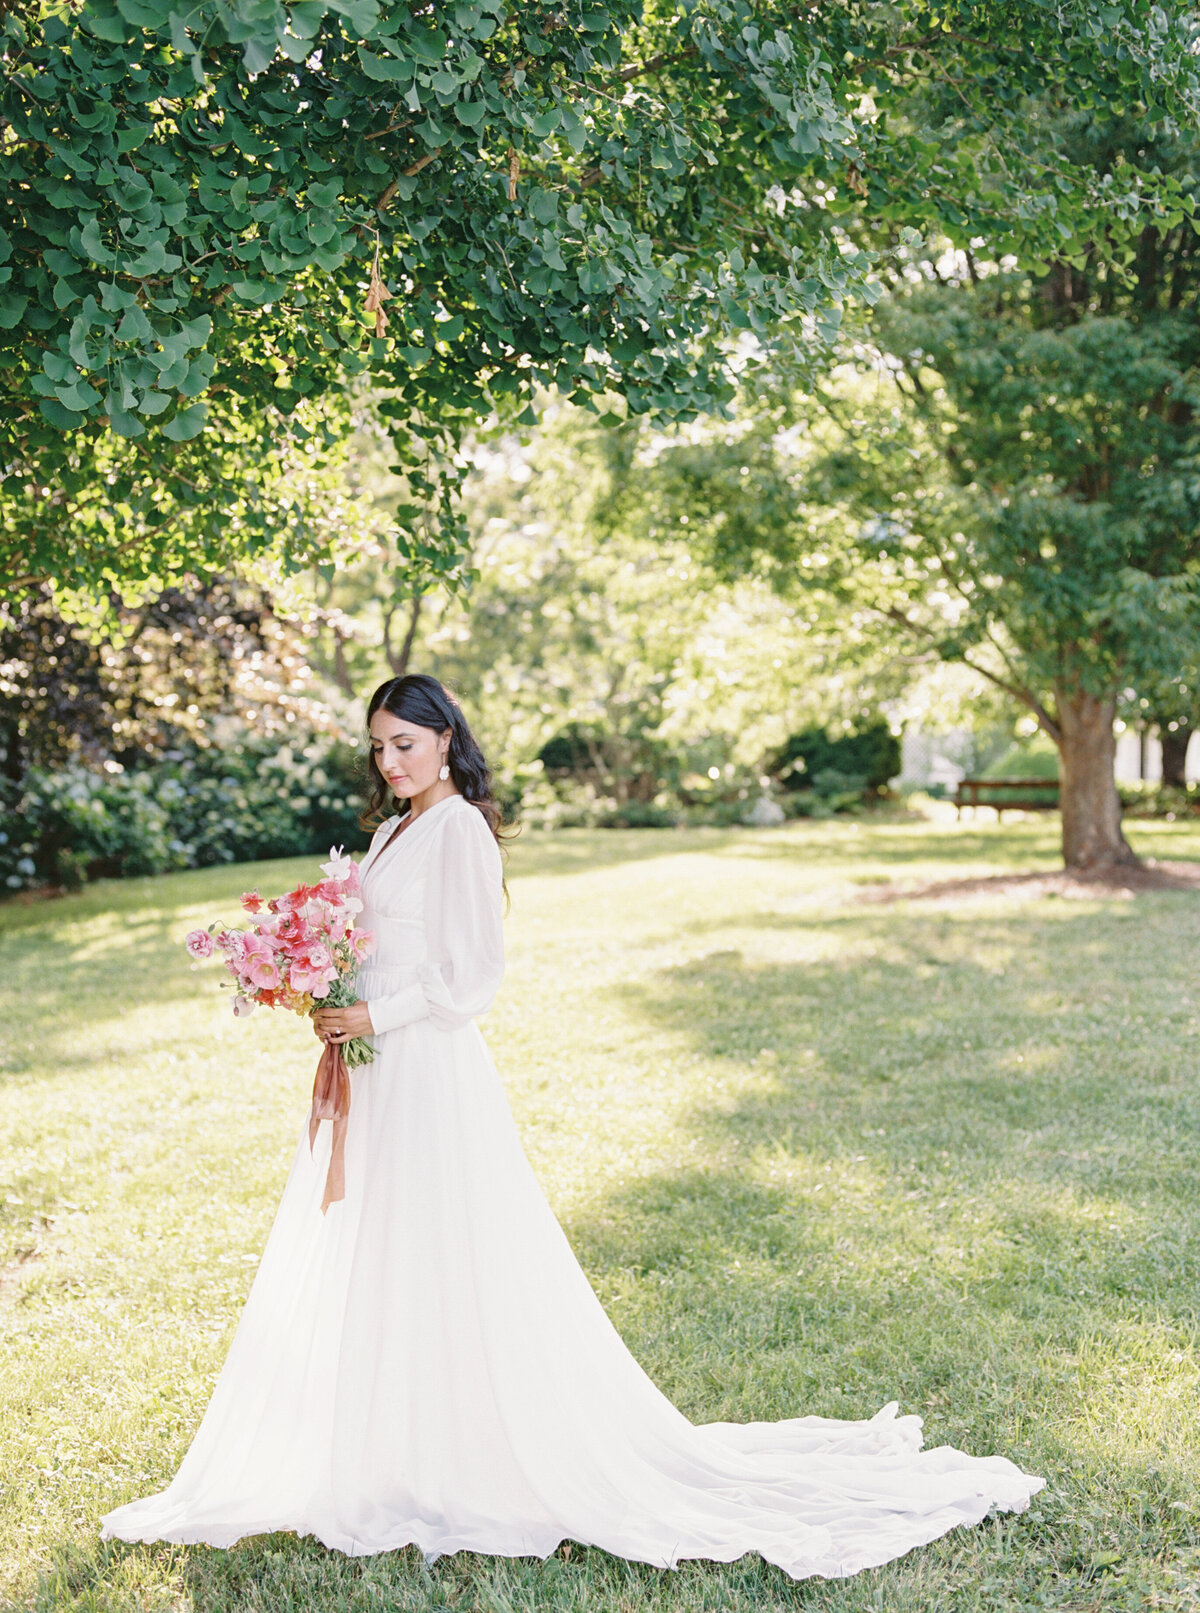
[{"xmin": 102, "ymin": 794, "xmax": 1044, "ymax": 1578}]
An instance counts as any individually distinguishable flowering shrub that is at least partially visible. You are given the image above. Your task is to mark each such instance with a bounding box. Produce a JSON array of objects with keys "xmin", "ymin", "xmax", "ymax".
[{"xmin": 0, "ymin": 732, "xmax": 370, "ymax": 893}]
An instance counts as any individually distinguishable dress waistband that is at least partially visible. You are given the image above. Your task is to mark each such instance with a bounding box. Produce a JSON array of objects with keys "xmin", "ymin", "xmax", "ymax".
[{"xmin": 356, "ymin": 960, "xmax": 424, "ymax": 990}]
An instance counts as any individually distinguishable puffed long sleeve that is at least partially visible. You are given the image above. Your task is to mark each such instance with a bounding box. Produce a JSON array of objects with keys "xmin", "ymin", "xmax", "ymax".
[{"xmin": 365, "ymin": 803, "xmax": 505, "ymax": 1035}]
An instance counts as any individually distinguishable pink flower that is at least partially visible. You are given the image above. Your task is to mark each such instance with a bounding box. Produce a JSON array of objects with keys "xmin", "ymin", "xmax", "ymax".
[
  {"xmin": 240, "ymin": 933, "xmax": 283, "ymax": 990},
  {"xmin": 290, "ymin": 953, "xmax": 338, "ymax": 997},
  {"xmin": 207, "ymin": 855, "xmax": 374, "ymax": 1033},
  {"xmin": 273, "ymin": 911, "xmax": 313, "ymax": 951},
  {"xmin": 245, "ymin": 955, "xmax": 282, "ymax": 990},
  {"xmin": 291, "ymin": 968, "xmax": 331, "ymax": 999}
]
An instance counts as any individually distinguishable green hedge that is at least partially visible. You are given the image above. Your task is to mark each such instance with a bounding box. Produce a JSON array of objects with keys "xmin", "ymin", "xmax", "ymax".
[
  {"xmin": 769, "ymin": 722, "xmax": 901, "ymax": 803},
  {"xmin": 0, "ymin": 734, "xmax": 370, "ymax": 893}
]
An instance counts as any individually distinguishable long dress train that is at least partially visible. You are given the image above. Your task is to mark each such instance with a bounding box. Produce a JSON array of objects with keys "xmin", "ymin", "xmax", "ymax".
[{"xmin": 101, "ymin": 795, "xmax": 1044, "ymax": 1578}]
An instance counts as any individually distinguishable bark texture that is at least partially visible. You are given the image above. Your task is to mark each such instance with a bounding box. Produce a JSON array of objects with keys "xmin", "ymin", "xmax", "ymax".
[
  {"xmin": 1055, "ymin": 689, "xmax": 1138, "ymax": 870},
  {"xmin": 1159, "ymin": 724, "xmax": 1192, "ymax": 789}
]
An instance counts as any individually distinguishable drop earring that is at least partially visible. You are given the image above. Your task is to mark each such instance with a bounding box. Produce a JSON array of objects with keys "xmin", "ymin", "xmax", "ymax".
[{"xmin": 438, "ymin": 760, "xmax": 450, "ymax": 781}]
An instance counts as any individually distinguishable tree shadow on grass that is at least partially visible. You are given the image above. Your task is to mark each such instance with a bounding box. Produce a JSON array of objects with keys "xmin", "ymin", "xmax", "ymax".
[
  {"xmin": 0, "ymin": 910, "xmax": 208, "ymax": 1084},
  {"xmin": 507, "ymin": 824, "xmax": 746, "ymax": 880},
  {"xmin": 853, "ymin": 862, "xmax": 1200, "ymax": 905},
  {"xmin": 507, "ymin": 821, "xmax": 1067, "ymax": 884},
  {"xmin": 557, "ymin": 896, "xmax": 1200, "ymax": 1457},
  {"xmin": 528, "ymin": 902, "xmax": 1200, "ymax": 1604},
  {"xmin": 609, "ymin": 895, "xmax": 1200, "ymax": 1211},
  {"xmin": 11, "ymin": 844, "xmax": 1200, "ymax": 1613}
]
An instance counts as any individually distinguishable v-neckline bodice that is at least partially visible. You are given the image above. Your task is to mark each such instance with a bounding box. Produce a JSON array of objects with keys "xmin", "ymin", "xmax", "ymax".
[{"xmin": 364, "ymin": 794, "xmax": 463, "ymax": 883}]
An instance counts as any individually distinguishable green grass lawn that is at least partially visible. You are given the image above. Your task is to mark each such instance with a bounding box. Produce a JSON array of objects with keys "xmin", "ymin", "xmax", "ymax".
[{"xmin": 3, "ymin": 815, "xmax": 1200, "ymax": 1612}]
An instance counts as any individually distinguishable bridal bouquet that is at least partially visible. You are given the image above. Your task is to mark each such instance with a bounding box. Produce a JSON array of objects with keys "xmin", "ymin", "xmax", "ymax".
[{"xmin": 184, "ymin": 847, "xmax": 377, "ymax": 1070}]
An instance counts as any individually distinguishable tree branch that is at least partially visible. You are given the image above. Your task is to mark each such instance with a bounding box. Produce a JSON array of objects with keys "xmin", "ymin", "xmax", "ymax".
[
  {"xmin": 377, "ymin": 149, "xmax": 442, "ymax": 211},
  {"xmin": 617, "ymin": 47, "xmax": 698, "ymax": 85},
  {"xmin": 392, "ymin": 592, "xmax": 423, "ymax": 676},
  {"xmin": 883, "ymin": 603, "xmax": 1061, "ymax": 740}
]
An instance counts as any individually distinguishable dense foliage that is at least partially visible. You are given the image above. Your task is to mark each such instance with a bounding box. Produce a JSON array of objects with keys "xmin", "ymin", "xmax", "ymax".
[
  {"xmin": 344, "ymin": 407, "xmax": 911, "ymax": 821},
  {"xmin": 768, "ymin": 719, "xmax": 900, "ymax": 802},
  {"xmin": 5, "ymin": 0, "xmax": 1200, "ymax": 596},
  {"xmin": 0, "ymin": 579, "xmax": 327, "ymax": 782},
  {"xmin": 608, "ymin": 96, "xmax": 1200, "ymax": 867},
  {"xmin": 825, "ymin": 236, "xmax": 1200, "ymax": 866},
  {"xmin": 0, "ymin": 577, "xmax": 369, "ymax": 891},
  {"xmin": 0, "ymin": 733, "xmax": 368, "ymax": 892}
]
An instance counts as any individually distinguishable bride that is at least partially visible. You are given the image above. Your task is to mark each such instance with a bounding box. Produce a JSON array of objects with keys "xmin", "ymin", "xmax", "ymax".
[{"xmin": 102, "ymin": 672, "xmax": 1043, "ymax": 1579}]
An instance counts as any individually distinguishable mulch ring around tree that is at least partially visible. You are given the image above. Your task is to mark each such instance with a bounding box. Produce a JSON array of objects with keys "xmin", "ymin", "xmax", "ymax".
[{"xmin": 855, "ymin": 859, "xmax": 1200, "ymax": 906}]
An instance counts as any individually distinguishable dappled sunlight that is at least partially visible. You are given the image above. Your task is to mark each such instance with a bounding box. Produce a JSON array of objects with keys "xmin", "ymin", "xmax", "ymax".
[{"xmin": 1066, "ymin": 1323, "xmax": 1200, "ymax": 1467}]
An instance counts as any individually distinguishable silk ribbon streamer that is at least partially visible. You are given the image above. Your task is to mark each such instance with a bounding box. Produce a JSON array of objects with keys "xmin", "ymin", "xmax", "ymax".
[{"xmin": 309, "ymin": 1041, "xmax": 351, "ymax": 1213}]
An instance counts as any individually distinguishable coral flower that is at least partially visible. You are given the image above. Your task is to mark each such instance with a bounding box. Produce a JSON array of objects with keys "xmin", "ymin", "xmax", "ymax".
[{"xmin": 280, "ymin": 883, "xmax": 321, "ymax": 912}]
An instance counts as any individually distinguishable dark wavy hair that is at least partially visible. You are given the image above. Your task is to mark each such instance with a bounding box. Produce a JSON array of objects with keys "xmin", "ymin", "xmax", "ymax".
[{"xmin": 360, "ymin": 673, "xmax": 507, "ymax": 845}]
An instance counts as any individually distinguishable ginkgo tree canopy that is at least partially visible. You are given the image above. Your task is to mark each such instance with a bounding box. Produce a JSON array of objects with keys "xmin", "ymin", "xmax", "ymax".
[{"xmin": 3, "ymin": 0, "xmax": 1199, "ymax": 598}]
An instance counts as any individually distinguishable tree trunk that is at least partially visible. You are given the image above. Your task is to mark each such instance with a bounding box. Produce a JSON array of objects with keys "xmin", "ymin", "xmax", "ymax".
[
  {"xmin": 387, "ymin": 595, "xmax": 423, "ymax": 677},
  {"xmin": 1054, "ymin": 688, "xmax": 1138, "ymax": 870},
  {"xmin": 329, "ymin": 620, "xmax": 356, "ymax": 697},
  {"xmin": 1160, "ymin": 724, "xmax": 1192, "ymax": 788},
  {"xmin": 0, "ymin": 718, "xmax": 23, "ymax": 784}
]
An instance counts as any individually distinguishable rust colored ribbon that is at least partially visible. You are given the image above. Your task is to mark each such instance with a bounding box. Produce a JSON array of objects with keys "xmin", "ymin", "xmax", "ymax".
[{"xmin": 309, "ymin": 1041, "xmax": 351, "ymax": 1213}]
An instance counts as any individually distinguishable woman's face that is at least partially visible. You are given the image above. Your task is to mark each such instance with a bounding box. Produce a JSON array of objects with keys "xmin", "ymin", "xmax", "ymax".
[{"xmin": 369, "ymin": 709, "xmax": 451, "ymax": 801}]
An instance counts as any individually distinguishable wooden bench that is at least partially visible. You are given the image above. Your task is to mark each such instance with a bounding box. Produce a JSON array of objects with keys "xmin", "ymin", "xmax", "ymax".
[{"xmin": 955, "ymin": 777, "xmax": 1059, "ymax": 820}]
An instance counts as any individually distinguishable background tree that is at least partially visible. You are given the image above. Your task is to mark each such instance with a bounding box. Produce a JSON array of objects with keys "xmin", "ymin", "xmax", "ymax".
[
  {"xmin": 592, "ymin": 133, "xmax": 1200, "ymax": 870},
  {"xmin": 836, "ymin": 229, "xmax": 1200, "ymax": 870},
  {"xmin": 4, "ymin": 0, "xmax": 1199, "ymax": 599},
  {"xmin": 0, "ymin": 579, "xmax": 327, "ymax": 785},
  {"xmin": 309, "ymin": 403, "xmax": 910, "ymax": 813}
]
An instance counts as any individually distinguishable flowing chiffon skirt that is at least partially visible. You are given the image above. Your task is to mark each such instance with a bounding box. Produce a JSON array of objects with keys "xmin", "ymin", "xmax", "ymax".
[{"xmin": 101, "ymin": 1003, "xmax": 1044, "ymax": 1579}]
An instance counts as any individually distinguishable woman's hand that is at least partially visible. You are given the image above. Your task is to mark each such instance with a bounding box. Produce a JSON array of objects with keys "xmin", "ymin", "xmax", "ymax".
[{"xmin": 312, "ymin": 1002, "xmax": 375, "ymax": 1044}]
